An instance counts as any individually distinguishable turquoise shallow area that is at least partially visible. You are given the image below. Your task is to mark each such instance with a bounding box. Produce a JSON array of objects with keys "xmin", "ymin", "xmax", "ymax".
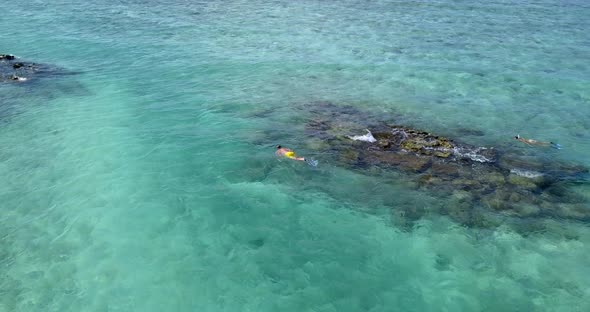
[{"xmin": 1, "ymin": 0, "xmax": 589, "ymax": 311}]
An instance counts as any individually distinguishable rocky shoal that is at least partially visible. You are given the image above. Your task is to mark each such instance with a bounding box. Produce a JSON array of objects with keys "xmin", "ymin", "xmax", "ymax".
[
  {"xmin": 302, "ymin": 102, "xmax": 589, "ymax": 226},
  {"xmin": 1, "ymin": 54, "xmax": 66, "ymax": 83}
]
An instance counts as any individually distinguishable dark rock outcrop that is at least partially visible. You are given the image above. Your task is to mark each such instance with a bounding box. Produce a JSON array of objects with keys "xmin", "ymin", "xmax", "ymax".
[
  {"xmin": 0, "ymin": 54, "xmax": 16, "ymax": 60},
  {"xmin": 1, "ymin": 54, "xmax": 66, "ymax": 83},
  {"xmin": 302, "ymin": 102, "xmax": 589, "ymax": 225}
]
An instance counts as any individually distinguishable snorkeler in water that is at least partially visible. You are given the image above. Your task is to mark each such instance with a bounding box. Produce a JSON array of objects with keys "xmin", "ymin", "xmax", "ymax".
[
  {"xmin": 275, "ymin": 145, "xmax": 319, "ymax": 166},
  {"xmin": 514, "ymin": 135, "xmax": 561, "ymax": 149},
  {"xmin": 276, "ymin": 145, "xmax": 306, "ymax": 161}
]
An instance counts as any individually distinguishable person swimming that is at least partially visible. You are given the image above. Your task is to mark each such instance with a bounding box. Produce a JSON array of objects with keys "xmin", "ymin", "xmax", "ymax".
[
  {"xmin": 514, "ymin": 135, "xmax": 561, "ymax": 149},
  {"xmin": 276, "ymin": 145, "xmax": 306, "ymax": 161}
]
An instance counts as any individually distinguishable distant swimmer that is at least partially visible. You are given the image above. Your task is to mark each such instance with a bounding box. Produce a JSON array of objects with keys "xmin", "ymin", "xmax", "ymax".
[
  {"xmin": 276, "ymin": 145, "xmax": 319, "ymax": 166},
  {"xmin": 514, "ymin": 135, "xmax": 561, "ymax": 149}
]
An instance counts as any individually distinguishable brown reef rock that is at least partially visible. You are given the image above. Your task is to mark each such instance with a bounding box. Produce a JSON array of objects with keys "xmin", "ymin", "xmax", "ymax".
[{"xmin": 302, "ymin": 102, "xmax": 589, "ymax": 225}]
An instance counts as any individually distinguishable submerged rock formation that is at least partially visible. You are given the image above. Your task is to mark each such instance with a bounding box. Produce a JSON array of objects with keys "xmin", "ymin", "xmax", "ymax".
[
  {"xmin": 0, "ymin": 54, "xmax": 66, "ymax": 83},
  {"xmin": 0, "ymin": 54, "xmax": 16, "ymax": 60},
  {"xmin": 302, "ymin": 102, "xmax": 589, "ymax": 225}
]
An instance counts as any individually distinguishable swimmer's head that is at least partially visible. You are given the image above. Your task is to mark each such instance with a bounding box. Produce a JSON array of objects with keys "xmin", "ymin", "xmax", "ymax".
[
  {"xmin": 276, "ymin": 145, "xmax": 281, "ymax": 149},
  {"xmin": 514, "ymin": 135, "xmax": 520, "ymax": 139}
]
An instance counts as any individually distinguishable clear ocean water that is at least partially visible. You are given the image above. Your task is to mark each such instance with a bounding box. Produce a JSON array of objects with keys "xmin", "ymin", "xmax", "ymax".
[{"xmin": 1, "ymin": 0, "xmax": 589, "ymax": 311}]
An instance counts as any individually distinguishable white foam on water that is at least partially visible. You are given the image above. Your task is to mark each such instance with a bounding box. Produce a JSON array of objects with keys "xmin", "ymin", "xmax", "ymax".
[
  {"xmin": 510, "ymin": 168, "xmax": 544, "ymax": 179},
  {"xmin": 420, "ymin": 145, "xmax": 494, "ymax": 163},
  {"xmin": 452, "ymin": 147, "xmax": 494, "ymax": 163},
  {"xmin": 348, "ymin": 129, "xmax": 377, "ymax": 143}
]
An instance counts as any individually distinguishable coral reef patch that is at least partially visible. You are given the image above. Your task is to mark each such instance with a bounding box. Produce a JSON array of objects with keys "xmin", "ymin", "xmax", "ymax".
[{"xmin": 302, "ymin": 102, "xmax": 589, "ymax": 225}]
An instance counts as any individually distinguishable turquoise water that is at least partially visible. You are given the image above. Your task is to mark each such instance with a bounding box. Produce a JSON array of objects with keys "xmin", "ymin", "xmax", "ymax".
[{"xmin": 1, "ymin": 0, "xmax": 590, "ymax": 311}]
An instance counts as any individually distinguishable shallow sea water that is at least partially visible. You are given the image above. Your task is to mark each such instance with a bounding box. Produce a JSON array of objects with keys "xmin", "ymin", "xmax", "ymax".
[{"xmin": 1, "ymin": 0, "xmax": 589, "ymax": 311}]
